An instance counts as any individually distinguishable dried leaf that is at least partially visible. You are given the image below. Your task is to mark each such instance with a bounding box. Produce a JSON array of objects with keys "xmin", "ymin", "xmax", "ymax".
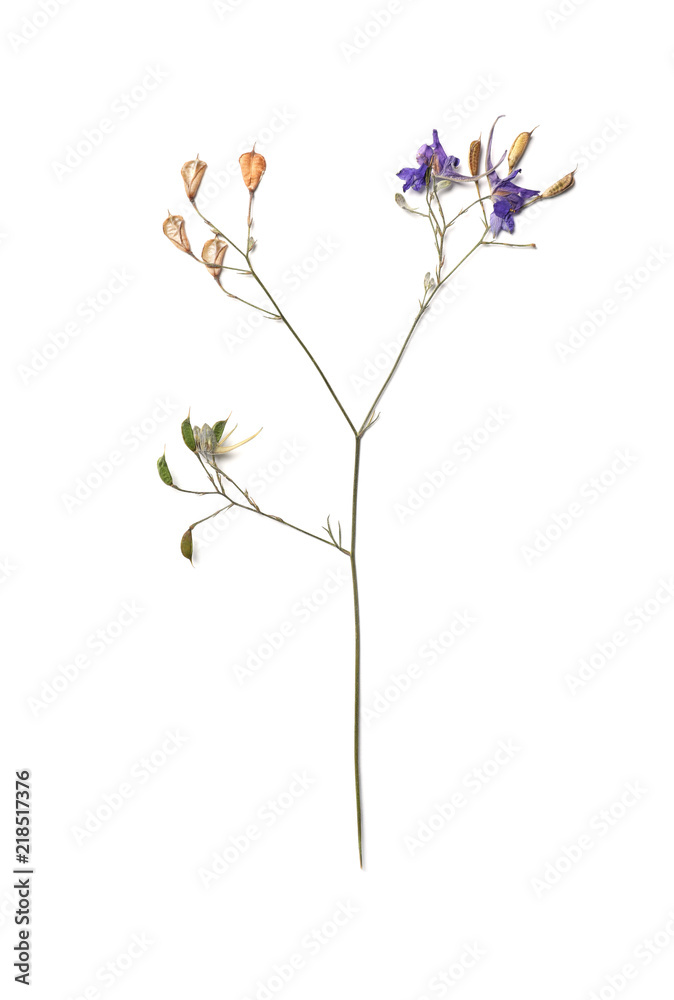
[
  {"xmin": 157, "ymin": 452, "xmax": 173, "ymax": 486},
  {"xmin": 212, "ymin": 419, "xmax": 229, "ymax": 442},
  {"xmin": 180, "ymin": 528, "xmax": 193, "ymax": 565},
  {"xmin": 181, "ymin": 413, "xmax": 196, "ymax": 451}
]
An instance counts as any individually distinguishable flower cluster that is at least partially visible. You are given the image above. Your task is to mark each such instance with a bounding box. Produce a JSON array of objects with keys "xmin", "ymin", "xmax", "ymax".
[{"xmin": 397, "ymin": 117, "xmax": 575, "ymax": 237}]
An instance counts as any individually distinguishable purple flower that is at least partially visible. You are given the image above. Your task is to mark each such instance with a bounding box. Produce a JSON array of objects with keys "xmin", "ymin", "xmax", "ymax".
[
  {"xmin": 397, "ymin": 129, "xmax": 504, "ymax": 192},
  {"xmin": 486, "ymin": 116, "xmax": 539, "ymax": 236},
  {"xmin": 397, "ymin": 162, "xmax": 429, "ymax": 193}
]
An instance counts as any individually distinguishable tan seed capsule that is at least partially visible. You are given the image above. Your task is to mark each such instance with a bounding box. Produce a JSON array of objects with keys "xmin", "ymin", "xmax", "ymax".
[
  {"xmin": 508, "ymin": 127, "xmax": 537, "ymax": 172},
  {"xmin": 468, "ymin": 138, "xmax": 481, "ymax": 177},
  {"xmin": 181, "ymin": 156, "xmax": 207, "ymax": 200},
  {"xmin": 202, "ymin": 237, "xmax": 228, "ymax": 278},
  {"xmin": 541, "ymin": 168, "xmax": 577, "ymax": 199},
  {"xmin": 239, "ymin": 147, "xmax": 266, "ymax": 191},
  {"xmin": 163, "ymin": 213, "xmax": 191, "ymax": 254}
]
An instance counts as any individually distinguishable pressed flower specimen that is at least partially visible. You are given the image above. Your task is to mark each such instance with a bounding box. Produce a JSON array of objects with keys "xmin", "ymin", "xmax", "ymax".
[{"xmin": 158, "ymin": 119, "xmax": 575, "ymax": 867}]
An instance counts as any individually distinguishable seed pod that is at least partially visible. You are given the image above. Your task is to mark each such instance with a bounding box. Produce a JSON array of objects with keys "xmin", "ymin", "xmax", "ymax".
[
  {"xmin": 157, "ymin": 452, "xmax": 173, "ymax": 486},
  {"xmin": 181, "ymin": 413, "xmax": 196, "ymax": 451},
  {"xmin": 180, "ymin": 528, "xmax": 193, "ymax": 565},
  {"xmin": 468, "ymin": 138, "xmax": 481, "ymax": 176},
  {"xmin": 181, "ymin": 156, "xmax": 207, "ymax": 200},
  {"xmin": 202, "ymin": 237, "xmax": 228, "ymax": 278},
  {"xmin": 541, "ymin": 168, "xmax": 577, "ymax": 198},
  {"xmin": 163, "ymin": 213, "xmax": 191, "ymax": 254},
  {"xmin": 508, "ymin": 127, "xmax": 537, "ymax": 172},
  {"xmin": 212, "ymin": 418, "xmax": 229, "ymax": 442},
  {"xmin": 239, "ymin": 147, "xmax": 266, "ymax": 191}
]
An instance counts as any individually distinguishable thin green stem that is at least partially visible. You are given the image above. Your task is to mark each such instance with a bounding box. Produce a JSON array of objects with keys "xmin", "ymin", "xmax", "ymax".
[
  {"xmin": 226, "ymin": 493, "xmax": 351, "ymax": 554},
  {"xmin": 172, "ymin": 483, "xmax": 349, "ymax": 555},
  {"xmin": 483, "ymin": 241, "xmax": 537, "ymax": 249},
  {"xmin": 359, "ymin": 231, "xmax": 487, "ymax": 435},
  {"xmin": 214, "ymin": 278, "xmax": 278, "ymax": 318},
  {"xmin": 246, "ymin": 256, "xmax": 358, "ymax": 435},
  {"xmin": 350, "ymin": 435, "xmax": 363, "ymax": 868}
]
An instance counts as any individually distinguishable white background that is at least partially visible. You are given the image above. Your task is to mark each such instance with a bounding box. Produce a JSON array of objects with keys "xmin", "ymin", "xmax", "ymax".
[{"xmin": 2, "ymin": 0, "xmax": 674, "ymax": 997}]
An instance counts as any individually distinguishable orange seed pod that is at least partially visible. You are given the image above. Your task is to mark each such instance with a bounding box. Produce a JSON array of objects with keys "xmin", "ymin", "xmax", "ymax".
[{"xmin": 239, "ymin": 147, "xmax": 266, "ymax": 191}]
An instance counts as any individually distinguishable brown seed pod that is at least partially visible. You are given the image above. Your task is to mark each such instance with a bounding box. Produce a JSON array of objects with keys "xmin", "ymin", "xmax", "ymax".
[
  {"xmin": 202, "ymin": 237, "xmax": 228, "ymax": 278},
  {"xmin": 508, "ymin": 127, "xmax": 538, "ymax": 172},
  {"xmin": 239, "ymin": 147, "xmax": 266, "ymax": 191},
  {"xmin": 163, "ymin": 213, "xmax": 191, "ymax": 254},
  {"xmin": 541, "ymin": 168, "xmax": 577, "ymax": 199},
  {"xmin": 468, "ymin": 138, "xmax": 481, "ymax": 177},
  {"xmin": 181, "ymin": 156, "xmax": 207, "ymax": 200}
]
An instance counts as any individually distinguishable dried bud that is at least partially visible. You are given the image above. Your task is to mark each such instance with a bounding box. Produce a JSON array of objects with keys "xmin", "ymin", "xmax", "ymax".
[
  {"xmin": 541, "ymin": 168, "xmax": 576, "ymax": 199},
  {"xmin": 163, "ymin": 213, "xmax": 191, "ymax": 254},
  {"xmin": 239, "ymin": 147, "xmax": 266, "ymax": 191},
  {"xmin": 508, "ymin": 127, "xmax": 537, "ymax": 172},
  {"xmin": 202, "ymin": 237, "xmax": 228, "ymax": 278},
  {"xmin": 157, "ymin": 452, "xmax": 173, "ymax": 486},
  {"xmin": 181, "ymin": 413, "xmax": 196, "ymax": 451},
  {"xmin": 181, "ymin": 157, "xmax": 207, "ymax": 200},
  {"xmin": 180, "ymin": 528, "xmax": 193, "ymax": 565},
  {"xmin": 468, "ymin": 138, "xmax": 481, "ymax": 177}
]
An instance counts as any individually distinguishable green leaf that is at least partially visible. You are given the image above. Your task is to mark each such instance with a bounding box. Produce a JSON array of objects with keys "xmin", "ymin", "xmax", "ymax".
[
  {"xmin": 212, "ymin": 419, "xmax": 228, "ymax": 442},
  {"xmin": 180, "ymin": 528, "xmax": 193, "ymax": 565},
  {"xmin": 157, "ymin": 452, "xmax": 173, "ymax": 486},
  {"xmin": 181, "ymin": 413, "xmax": 196, "ymax": 451}
]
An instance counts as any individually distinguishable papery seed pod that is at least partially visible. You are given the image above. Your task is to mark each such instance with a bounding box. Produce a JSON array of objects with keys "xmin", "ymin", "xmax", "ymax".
[
  {"xmin": 181, "ymin": 413, "xmax": 196, "ymax": 451},
  {"xmin": 163, "ymin": 213, "xmax": 191, "ymax": 254},
  {"xmin": 468, "ymin": 138, "xmax": 481, "ymax": 177},
  {"xmin": 239, "ymin": 147, "xmax": 266, "ymax": 191},
  {"xmin": 424, "ymin": 272, "xmax": 435, "ymax": 291},
  {"xmin": 508, "ymin": 127, "xmax": 538, "ymax": 172},
  {"xmin": 541, "ymin": 169, "xmax": 577, "ymax": 199},
  {"xmin": 181, "ymin": 156, "xmax": 207, "ymax": 200},
  {"xmin": 157, "ymin": 452, "xmax": 173, "ymax": 486},
  {"xmin": 202, "ymin": 237, "xmax": 228, "ymax": 278},
  {"xmin": 180, "ymin": 528, "xmax": 194, "ymax": 565}
]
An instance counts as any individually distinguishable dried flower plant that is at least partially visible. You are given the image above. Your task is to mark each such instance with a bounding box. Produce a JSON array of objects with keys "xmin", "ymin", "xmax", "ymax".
[{"xmin": 158, "ymin": 117, "xmax": 575, "ymax": 867}]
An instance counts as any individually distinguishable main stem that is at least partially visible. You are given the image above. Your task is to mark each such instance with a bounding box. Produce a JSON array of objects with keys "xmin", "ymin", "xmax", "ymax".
[{"xmin": 350, "ymin": 435, "xmax": 363, "ymax": 867}]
